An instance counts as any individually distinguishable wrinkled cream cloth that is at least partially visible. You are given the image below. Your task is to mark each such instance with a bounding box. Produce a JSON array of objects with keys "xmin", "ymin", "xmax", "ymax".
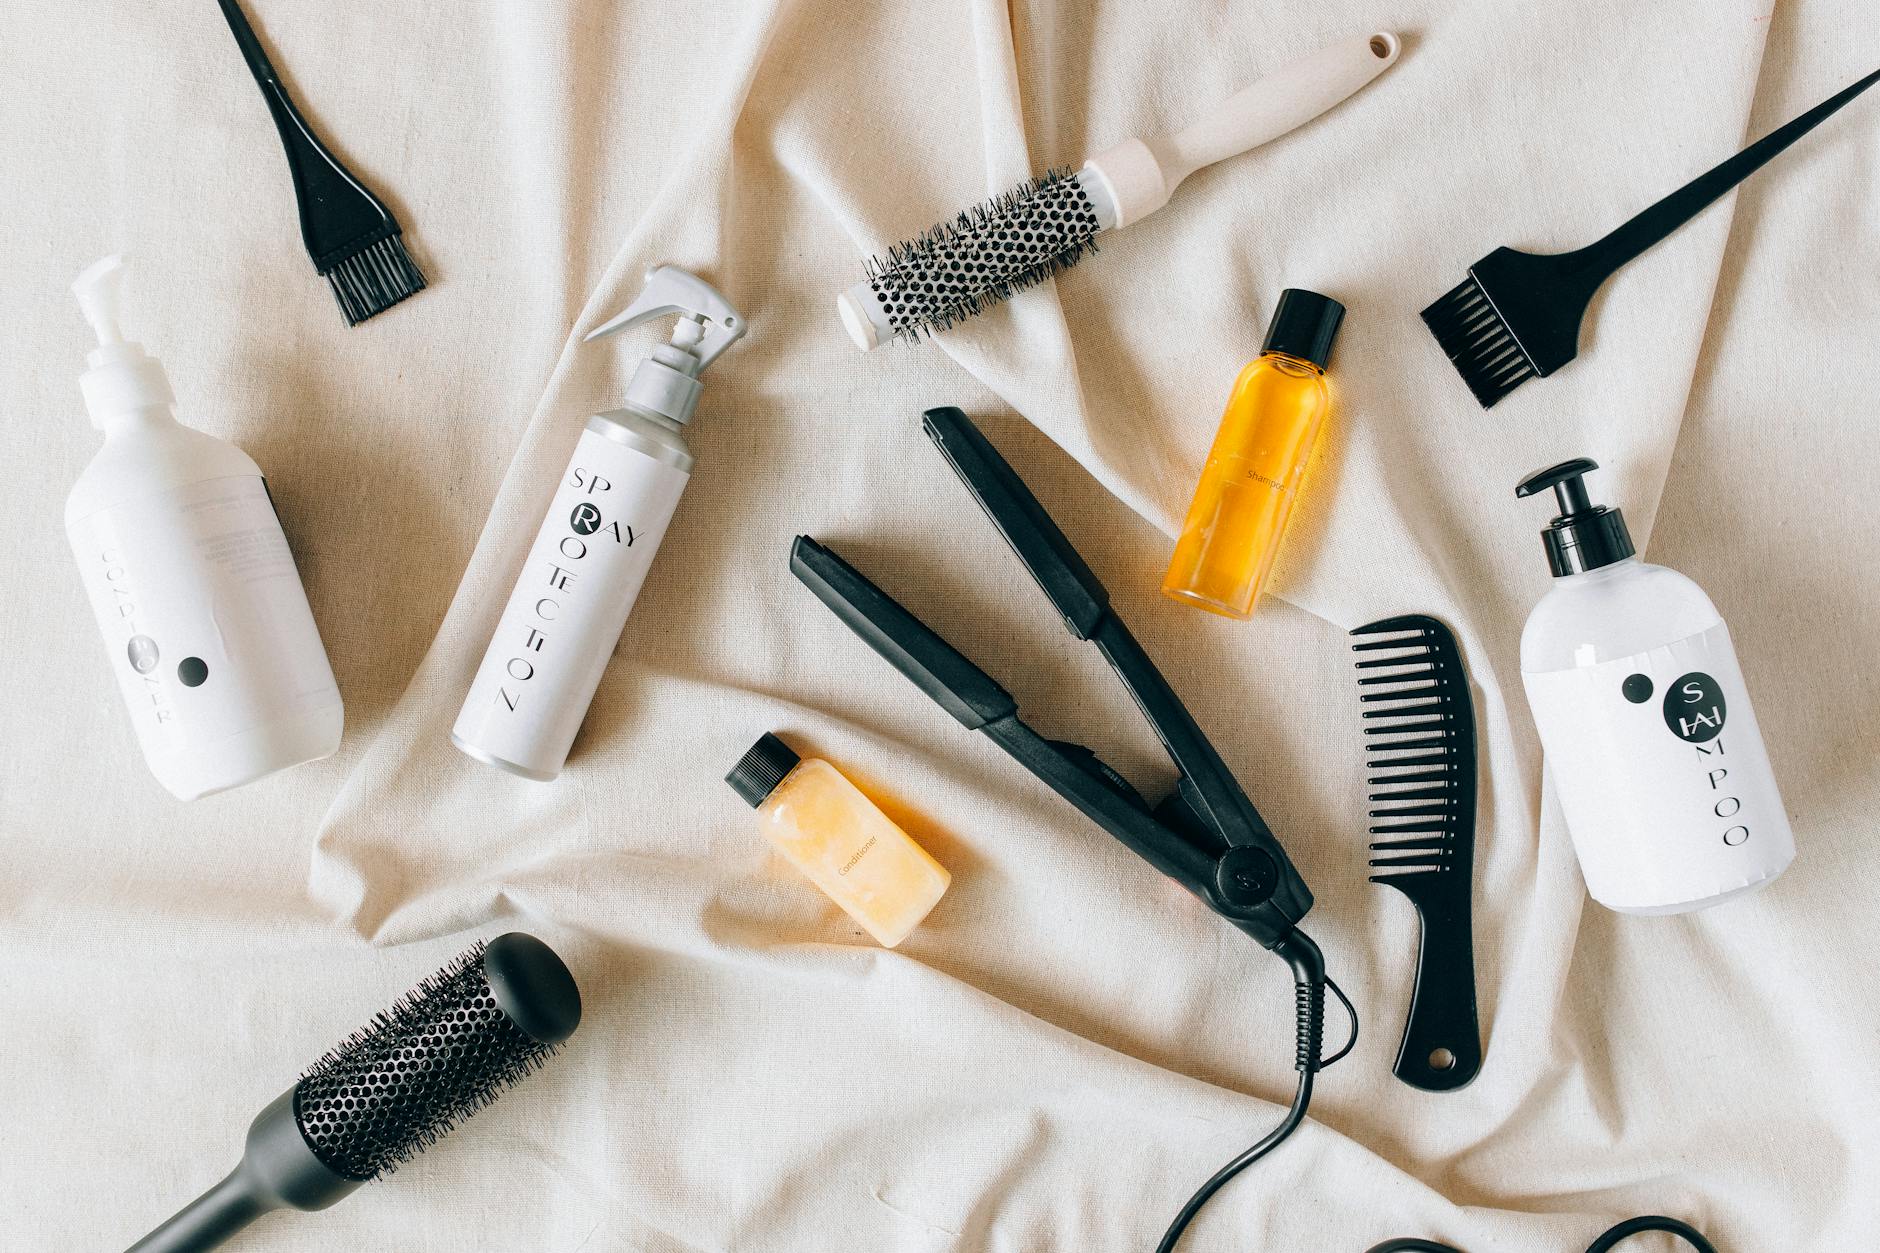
[{"xmin": 4, "ymin": 0, "xmax": 1877, "ymax": 1248}]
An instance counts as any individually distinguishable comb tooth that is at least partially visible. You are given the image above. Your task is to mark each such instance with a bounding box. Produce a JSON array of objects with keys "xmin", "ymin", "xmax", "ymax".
[
  {"xmin": 1352, "ymin": 636, "xmax": 1427, "ymax": 652},
  {"xmin": 1369, "ymin": 752, "xmax": 1449, "ymax": 767},
  {"xmin": 1367, "ymin": 770, "xmax": 1448, "ymax": 788},
  {"xmin": 1355, "ymin": 652, "xmax": 1433, "ymax": 670},
  {"xmin": 1376, "ymin": 696, "xmax": 1443, "ymax": 718},
  {"xmin": 1351, "ymin": 615, "xmax": 1436, "ymax": 636},
  {"xmin": 1369, "ymin": 819, "xmax": 1449, "ymax": 835},
  {"xmin": 1365, "ymin": 740, "xmax": 1448, "ymax": 755},
  {"xmin": 1370, "ymin": 803, "xmax": 1451, "ymax": 819},
  {"xmin": 1369, "ymin": 835, "xmax": 1450, "ymax": 852},
  {"xmin": 1368, "ymin": 684, "xmax": 1436, "ymax": 703},
  {"xmin": 1368, "ymin": 784, "xmax": 1451, "ymax": 801},
  {"xmin": 1357, "ymin": 669, "xmax": 1434, "ymax": 687},
  {"xmin": 1369, "ymin": 851, "xmax": 1447, "ymax": 869},
  {"xmin": 1365, "ymin": 714, "xmax": 1446, "ymax": 729}
]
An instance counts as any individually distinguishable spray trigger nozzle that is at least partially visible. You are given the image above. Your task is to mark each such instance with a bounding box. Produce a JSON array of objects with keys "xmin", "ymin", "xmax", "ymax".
[{"xmin": 584, "ymin": 265, "xmax": 745, "ymax": 371}]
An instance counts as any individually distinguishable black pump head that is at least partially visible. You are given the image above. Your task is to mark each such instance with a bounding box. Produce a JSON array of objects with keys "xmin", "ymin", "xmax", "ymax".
[{"xmin": 1516, "ymin": 458, "xmax": 1635, "ymax": 577}]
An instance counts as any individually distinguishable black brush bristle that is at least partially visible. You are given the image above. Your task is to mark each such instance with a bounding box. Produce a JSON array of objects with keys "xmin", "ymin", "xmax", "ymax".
[
  {"xmin": 293, "ymin": 941, "xmax": 561, "ymax": 1181},
  {"xmin": 1422, "ymin": 67, "xmax": 1880, "ymax": 410},
  {"xmin": 1419, "ymin": 275, "xmax": 1536, "ymax": 410},
  {"xmin": 218, "ymin": 0, "xmax": 428, "ymax": 328},
  {"xmin": 324, "ymin": 232, "xmax": 427, "ymax": 327},
  {"xmin": 862, "ymin": 168, "xmax": 1101, "ymax": 343}
]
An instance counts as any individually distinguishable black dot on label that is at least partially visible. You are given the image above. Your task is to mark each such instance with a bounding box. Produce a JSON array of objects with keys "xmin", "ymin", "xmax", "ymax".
[
  {"xmin": 177, "ymin": 657, "xmax": 208, "ymax": 687},
  {"xmin": 1622, "ymin": 673, "xmax": 1653, "ymax": 704}
]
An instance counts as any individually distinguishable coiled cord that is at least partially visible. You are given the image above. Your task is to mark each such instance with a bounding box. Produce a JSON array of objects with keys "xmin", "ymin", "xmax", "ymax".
[{"xmin": 1155, "ymin": 931, "xmax": 1354, "ymax": 1253}]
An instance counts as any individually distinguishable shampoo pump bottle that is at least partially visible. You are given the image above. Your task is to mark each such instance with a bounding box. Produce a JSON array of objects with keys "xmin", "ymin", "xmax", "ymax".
[
  {"xmin": 725, "ymin": 733, "xmax": 950, "ymax": 948},
  {"xmin": 1163, "ymin": 288, "xmax": 1344, "ymax": 618},
  {"xmin": 1516, "ymin": 459, "xmax": 1793, "ymax": 914},
  {"xmin": 453, "ymin": 266, "xmax": 747, "ymax": 781},
  {"xmin": 64, "ymin": 256, "xmax": 342, "ymax": 800}
]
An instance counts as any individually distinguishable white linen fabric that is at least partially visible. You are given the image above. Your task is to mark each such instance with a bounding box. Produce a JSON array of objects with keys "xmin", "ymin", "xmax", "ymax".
[{"xmin": 3, "ymin": 1, "xmax": 1877, "ymax": 1249}]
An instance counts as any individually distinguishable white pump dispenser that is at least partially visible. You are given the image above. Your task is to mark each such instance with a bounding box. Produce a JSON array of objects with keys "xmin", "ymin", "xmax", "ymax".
[
  {"xmin": 64, "ymin": 256, "xmax": 342, "ymax": 800},
  {"xmin": 1516, "ymin": 459, "xmax": 1793, "ymax": 913},
  {"xmin": 453, "ymin": 266, "xmax": 747, "ymax": 780}
]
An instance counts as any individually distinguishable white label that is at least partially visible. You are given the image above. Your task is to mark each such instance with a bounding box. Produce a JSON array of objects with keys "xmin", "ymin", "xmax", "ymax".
[
  {"xmin": 1523, "ymin": 622, "xmax": 1793, "ymax": 911},
  {"xmin": 68, "ymin": 475, "xmax": 339, "ymax": 765},
  {"xmin": 453, "ymin": 429, "xmax": 689, "ymax": 778}
]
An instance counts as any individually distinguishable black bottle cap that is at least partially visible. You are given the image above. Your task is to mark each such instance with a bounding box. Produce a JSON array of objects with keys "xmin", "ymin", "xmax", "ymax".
[
  {"xmin": 726, "ymin": 732, "xmax": 802, "ymax": 807},
  {"xmin": 1260, "ymin": 289, "xmax": 1345, "ymax": 369},
  {"xmin": 1515, "ymin": 457, "xmax": 1636, "ymax": 577}
]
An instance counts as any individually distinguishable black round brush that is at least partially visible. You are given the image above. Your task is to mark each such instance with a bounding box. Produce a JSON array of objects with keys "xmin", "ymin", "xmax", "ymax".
[{"xmin": 126, "ymin": 933, "xmax": 580, "ymax": 1253}]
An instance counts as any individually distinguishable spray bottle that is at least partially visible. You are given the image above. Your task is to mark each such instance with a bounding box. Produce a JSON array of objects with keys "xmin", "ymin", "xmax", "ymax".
[
  {"xmin": 453, "ymin": 266, "xmax": 747, "ymax": 780},
  {"xmin": 1516, "ymin": 458, "xmax": 1794, "ymax": 913},
  {"xmin": 64, "ymin": 255, "xmax": 343, "ymax": 800}
]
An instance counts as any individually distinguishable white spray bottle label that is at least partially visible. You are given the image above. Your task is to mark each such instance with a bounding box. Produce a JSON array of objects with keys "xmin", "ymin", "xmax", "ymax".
[
  {"xmin": 452, "ymin": 265, "xmax": 747, "ymax": 781},
  {"xmin": 453, "ymin": 428, "xmax": 689, "ymax": 780},
  {"xmin": 1523, "ymin": 622, "xmax": 1794, "ymax": 912}
]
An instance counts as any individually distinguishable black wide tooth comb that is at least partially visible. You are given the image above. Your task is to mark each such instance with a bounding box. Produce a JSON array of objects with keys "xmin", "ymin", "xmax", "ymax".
[
  {"xmin": 1423, "ymin": 64, "xmax": 1880, "ymax": 409},
  {"xmin": 1350, "ymin": 614, "xmax": 1482, "ymax": 1091}
]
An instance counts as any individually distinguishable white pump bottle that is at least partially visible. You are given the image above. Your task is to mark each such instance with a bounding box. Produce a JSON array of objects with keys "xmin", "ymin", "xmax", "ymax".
[
  {"xmin": 1516, "ymin": 459, "xmax": 1793, "ymax": 914},
  {"xmin": 453, "ymin": 266, "xmax": 746, "ymax": 781},
  {"xmin": 64, "ymin": 256, "xmax": 342, "ymax": 799}
]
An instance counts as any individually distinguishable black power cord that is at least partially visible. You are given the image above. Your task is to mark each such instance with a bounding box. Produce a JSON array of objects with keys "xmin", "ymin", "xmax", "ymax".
[
  {"xmin": 1155, "ymin": 931, "xmax": 1356, "ymax": 1253},
  {"xmin": 1365, "ymin": 1215, "xmax": 1717, "ymax": 1253},
  {"xmin": 1152, "ymin": 935, "xmax": 1716, "ymax": 1253}
]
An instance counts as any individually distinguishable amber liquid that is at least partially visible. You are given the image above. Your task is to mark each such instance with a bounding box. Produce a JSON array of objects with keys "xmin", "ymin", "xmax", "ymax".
[{"xmin": 1163, "ymin": 353, "xmax": 1330, "ymax": 619}]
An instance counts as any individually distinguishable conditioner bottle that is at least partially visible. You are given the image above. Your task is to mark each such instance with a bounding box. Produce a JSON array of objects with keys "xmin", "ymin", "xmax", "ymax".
[
  {"xmin": 64, "ymin": 256, "xmax": 342, "ymax": 800},
  {"xmin": 1516, "ymin": 459, "xmax": 1793, "ymax": 914}
]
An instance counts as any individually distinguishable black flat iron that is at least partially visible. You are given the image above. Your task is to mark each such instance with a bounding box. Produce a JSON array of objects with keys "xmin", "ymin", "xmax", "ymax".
[{"xmin": 791, "ymin": 407, "xmax": 1353, "ymax": 1251}]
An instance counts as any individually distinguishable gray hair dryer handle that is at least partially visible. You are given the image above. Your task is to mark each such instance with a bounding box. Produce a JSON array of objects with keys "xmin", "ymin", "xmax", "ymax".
[{"xmin": 126, "ymin": 1089, "xmax": 357, "ymax": 1253}]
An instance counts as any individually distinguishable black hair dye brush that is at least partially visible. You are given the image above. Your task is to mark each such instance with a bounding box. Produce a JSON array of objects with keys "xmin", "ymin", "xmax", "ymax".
[
  {"xmin": 216, "ymin": 0, "xmax": 428, "ymax": 325},
  {"xmin": 1423, "ymin": 63, "xmax": 1880, "ymax": 408},
  {"xmin": 835, "ymin": 32, "xmax": 1400, "ymax": 349},
  {"xmin": 125, "ymin": 933, "xmax": 580, "ymax": 1253}
]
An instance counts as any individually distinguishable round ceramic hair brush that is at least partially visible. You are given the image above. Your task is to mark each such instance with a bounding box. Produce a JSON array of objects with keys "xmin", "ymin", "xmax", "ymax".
[
  {"xmin": 835, "ymin": 31, "xmax": 1401, "ymax": 350},
  {"xmin": 126, "ymin": 933, "xmax": 581, "ymax": 1253}
]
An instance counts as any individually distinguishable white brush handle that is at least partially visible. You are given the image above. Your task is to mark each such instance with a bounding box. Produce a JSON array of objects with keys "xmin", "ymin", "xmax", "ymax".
[{"xmin": 1085, "ymin": 32, "xmax": 1400, "ymax": 229}]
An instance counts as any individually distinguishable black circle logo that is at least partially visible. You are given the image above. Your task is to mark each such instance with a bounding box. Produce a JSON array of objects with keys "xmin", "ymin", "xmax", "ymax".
[
  {"xmin": 1662, "ymin": 671, "xmax": 1726, "ymax": 743},
  {"xmin": 177, "ymin": 657, "xmax": 209, "ymax": 687},
  {"xmin": 1621, "ymin": 673, "xmax": 1654, "ymax": 704},
  {"xmin": 1215, "ymin": 846, "xmax": 1278, "ymax": 908},
  {"xmin": 126, "ymin": 635, "xmax": 159, "ymax": 674},
  {"xmin": 569, "ymin": 502, "xmax": 603, "ymax": 535}
]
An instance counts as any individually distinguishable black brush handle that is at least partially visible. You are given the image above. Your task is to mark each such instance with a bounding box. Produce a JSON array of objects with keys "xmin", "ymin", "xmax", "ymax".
[
  {"xmin": 1572, "ymin": 64, "xmax": 1880, "ymax": 283},
  {"xmin": 212, "ymin": 0, "xmax": 399, "ymax": 269},
  {"xmin": 216, "ymin": 0, "xmax": 282, "ymax": 85},
  {"xmin": 125, "ymin": 1089, "xmax": 358, "ymax": 1253},
  {"xmin": 126, "ymin": 1171, "xmax": 267, "ymax": 1253},
  {"xmin": 1394, "ymin": 895, "xmax": 1482, "ymax": 1092}
]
